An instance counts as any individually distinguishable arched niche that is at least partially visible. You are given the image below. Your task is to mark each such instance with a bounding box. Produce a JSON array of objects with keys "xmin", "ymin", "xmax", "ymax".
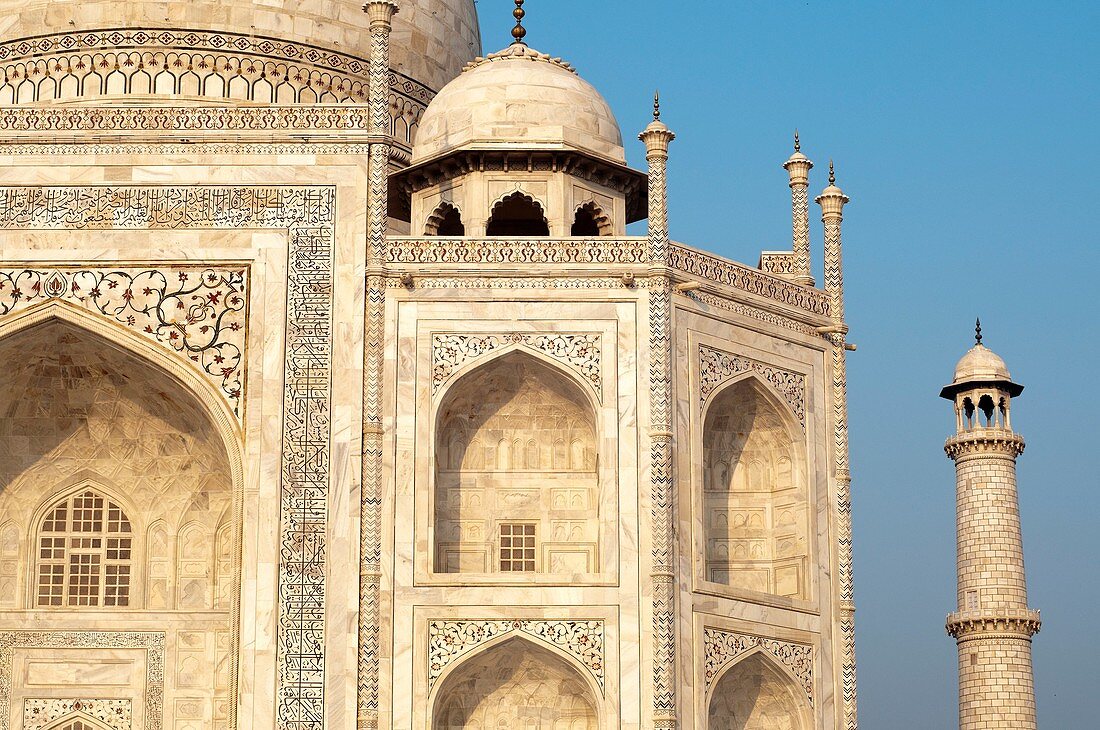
[
  {"xmin": 702, "ymin": 376, "xmax": 809, "ymax": 599},
  {"xmin": 432, "ymin": 636, "xmax": 600, "ymax": 729},
  {"xmin": 45, "ymin": 716, "xmax": 113, "ymax": 730},
  {"xmin": 434, "ymin": 350, "xmax": 599, "ymax": 575},
  {"xmin": 708, "ymin": 651, "xmax": 812, "ymax": 730},
  {"xmin": 486, "ymin": 192, "xmax": 550, "ymax": 237},
  {"xmin": 0, "ymin": 312, "xmax": 241, "ymax": 716}
]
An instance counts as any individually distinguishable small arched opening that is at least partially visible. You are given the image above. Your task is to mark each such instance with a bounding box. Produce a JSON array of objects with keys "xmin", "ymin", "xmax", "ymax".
[
  {"xmin": 426, "ymin": 201, "xmax": 465, "ymax": 237},
  {"xmin": 571, "ymin": 202, "xmax": 612, "ymax": 237},
  {"xmin": 977, "ymin": 394, "xmax": 996, "ymax": 428},
  {"xmin": 486, "ymin": 192, "xmax": 550, "ymax": 237}
]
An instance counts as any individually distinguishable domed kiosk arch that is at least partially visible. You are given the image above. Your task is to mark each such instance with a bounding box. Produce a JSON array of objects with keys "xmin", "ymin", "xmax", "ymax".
[
  {"xmin": 699, "ymin": 372, "xmax": 811, "ymax": 600},
  {"xmin": 431, "ymin": 348, "xmax": 602, "ymax": 576},
  {"xmin": 431, "ymin": 634, "xmax": 602, "ymax": 730},
  {"xmin": 706, "ymin": 647, "xmax": 813, "ymax": 730}
]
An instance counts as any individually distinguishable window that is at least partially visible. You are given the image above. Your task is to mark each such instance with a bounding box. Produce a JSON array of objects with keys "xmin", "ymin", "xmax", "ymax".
[
  {"xmin": 499, "ymin": 523, "xmax": 536, "ymax": 572},
  {"xmin": 36, "ymin": 490, "xmax": 133, "ymax": 608},
  {"xmin": 486, "ymin": 192, "xmax": 550, "ymax": 237}
]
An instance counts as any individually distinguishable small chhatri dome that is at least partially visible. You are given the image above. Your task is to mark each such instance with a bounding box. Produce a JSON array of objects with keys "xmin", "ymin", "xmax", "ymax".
[
  {"xmin": 412, "ymin": 40, "xmax": 626, "ymax": 164},
  {"xmin": 940, "ymin": 321, "xmax": 1024, "ymax": 399}
]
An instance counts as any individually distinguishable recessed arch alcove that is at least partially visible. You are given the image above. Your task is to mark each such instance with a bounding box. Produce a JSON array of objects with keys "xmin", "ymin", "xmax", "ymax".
[
  {"xmin": 707, "ymin": 651, "xmax": 813, "ymax": 729},
  {"xmin": 0, "ymin": 305, "xmax": 242, "ymax": 718},
  {"xmin": 432, "ymin": 636, "xmax": 600, "ymax": 729},
  {"xmin": 433, "ymin": 349, "xmax": 599, "ymax": 575},
  {"xmin": 701, "ymin": 376, "xmax": 809, "ymax": 599}
]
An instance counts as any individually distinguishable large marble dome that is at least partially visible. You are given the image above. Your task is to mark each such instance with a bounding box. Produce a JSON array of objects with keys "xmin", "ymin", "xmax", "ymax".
[{"xmin": 0, "ymin": 0, "xmax": 480, "ymax": 111}]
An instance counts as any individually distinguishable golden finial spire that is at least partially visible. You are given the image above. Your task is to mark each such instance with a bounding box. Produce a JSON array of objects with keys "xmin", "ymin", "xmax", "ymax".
[
  {"xmin": 511, "ymin": 0, "xmax": 527, "ymax": 45},
  {"xmin": 829, "ymin": 159, "xmax": 836, "ymax": 185},
  {"xmin": 653, "ymin": 90, "xmax": 661, "ymax": 121},
  {"xmin": 975, "ymin": 318, "xmax": 983, "ymax": 346},
  {"xmin": 794, "ymin": 129, "xmax": 801, "ymax": 153}
]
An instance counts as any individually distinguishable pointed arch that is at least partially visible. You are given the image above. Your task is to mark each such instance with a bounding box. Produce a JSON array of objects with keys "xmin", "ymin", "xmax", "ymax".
[
  {"xmin": 431, "ymin": 635, "xmax": 601, "ymax": 729},
  {"xmin": 707, "ymin": 648, "xmax": 813, "ymax": 729},
  {"xmin": 433, "ymin": 350, "xmax": 599, "ymax": 575},
  {"xmin": 701, "ymin": 374, "xmax": 810, "ymax": 599},
  {"xmin": 425, "ymin": 200, "xmax": 466, "ymax": 236},
  {"xmin": 571, "ymin": 201, "xmax": 614, "ymax": 237},
  {"xmin": 486, "ymin": 191, "xmax": 550, "ymax": 237}
]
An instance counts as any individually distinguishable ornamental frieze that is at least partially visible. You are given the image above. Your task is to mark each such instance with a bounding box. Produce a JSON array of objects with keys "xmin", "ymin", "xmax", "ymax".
[
  {"xmin": 702, "ymin": 627, "xmax": 814, "ymax": 706},
  {"xmin": 23, "ymin": 699, "xmax": 132, "ymax": 730},
  {"xmin": 699, "ymin": 344, "xmax": 807, "ymax": 427},
  {"xmin": 433, "ymin": 332, "xmax": 602, "ymax": 397},
  {"xmin": 0, "ymin": 267, "xmax": 247, "ymax": 418},
  {"xmin": 428, "ymin": 620, "xmax": 605, "ymax": 694}
]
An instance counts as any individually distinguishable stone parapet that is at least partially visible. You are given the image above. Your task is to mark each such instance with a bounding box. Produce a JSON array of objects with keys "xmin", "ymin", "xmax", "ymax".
[
  {"xmin": 945, "ymin": 428, "xmax": 1025, "ymax": 458},
  {"xmin": 947, "ymin": 608, "xmax": 1042, "ymax": 639}
]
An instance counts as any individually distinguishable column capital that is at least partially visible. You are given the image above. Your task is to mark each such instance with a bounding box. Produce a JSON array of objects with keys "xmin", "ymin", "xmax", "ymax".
[{"xmin": 363, "ymin": 1, "xmax": 399, "ymax": 29}]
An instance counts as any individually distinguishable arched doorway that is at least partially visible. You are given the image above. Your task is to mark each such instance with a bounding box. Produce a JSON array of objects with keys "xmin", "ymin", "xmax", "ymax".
[
  {"xmin": 702, "ymin": 377, "xmax": 809, "ymax": 599},
  {"xmin": 0, "ymin": 314, "xmax": 240, "ymax": 725},
  {"xmin": 433, "ymin": 636, "xmax": 600, "ymax": 729},
  {"xmin": 708, "ymin": 652, "xmax": 812, "ymax": 730},
  {"xmin": 434, "ymin": 351, "xmax": 598, "ymax": 575}
]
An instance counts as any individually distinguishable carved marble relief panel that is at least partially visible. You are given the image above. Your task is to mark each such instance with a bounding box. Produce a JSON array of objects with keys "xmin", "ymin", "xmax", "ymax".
[
  {"xmin": 703, "ymin": 627, "xmax": 814, "ymax": 707},
  {"xmin": 0, "ymin": 185, "xmax": 336, "ymax": 728}
]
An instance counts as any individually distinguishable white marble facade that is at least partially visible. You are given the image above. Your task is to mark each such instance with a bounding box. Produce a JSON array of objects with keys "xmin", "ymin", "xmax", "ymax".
[{"xmin": 0, "ymin": 2, "xmax": 857, "ymax": 729}]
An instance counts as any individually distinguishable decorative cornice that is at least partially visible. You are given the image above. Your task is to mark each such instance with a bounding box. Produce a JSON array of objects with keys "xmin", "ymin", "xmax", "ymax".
[
  {"xmin": 945, "ymin": 429, "xmax": 1026, "ymax": 458},
  {"xmin": 947, "ymin": 609, "xmax": 1041, "ymax": 639},
  {"xmin": 385, "ymin": 237, "xmax": 649, "ymax": 265},
  {"xmin": 669, "ymin": 243, "xmax": 831, "ymax": 316},
  {"xmin": 389, "ymin": 148, "xmax": 648, "ymax": 223}
]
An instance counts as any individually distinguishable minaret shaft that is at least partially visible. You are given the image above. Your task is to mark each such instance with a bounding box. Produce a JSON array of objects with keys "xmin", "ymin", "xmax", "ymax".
[{"xmin": 942, "ymin": 335, "xmax": 1040, "ymax": 730}]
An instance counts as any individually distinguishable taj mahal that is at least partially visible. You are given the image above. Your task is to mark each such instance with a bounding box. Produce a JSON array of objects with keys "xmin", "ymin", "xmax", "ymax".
[{"xmin": 0, "ymin": 1, "xmax": 1041, "ymax": 729}]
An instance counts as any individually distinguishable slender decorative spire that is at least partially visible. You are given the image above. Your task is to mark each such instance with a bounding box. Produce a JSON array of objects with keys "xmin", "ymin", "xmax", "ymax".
[
  {"xmin": 653, "ymin": 90, "xmax": 661, "ymax": 121},
  {"xmin": 794, "ymin": 129, "xmax": 801, "ymax": 153},
  {"xmin": 975, "ymin": 318, "xmax": 983, "ymax": 345},
  {"xmin": 511, "ymin": 0, "xmax": 527, "ymax": 45},
  {"xmin": 829, "ymin": 159, "xmax": 836, "ymax": 185}
]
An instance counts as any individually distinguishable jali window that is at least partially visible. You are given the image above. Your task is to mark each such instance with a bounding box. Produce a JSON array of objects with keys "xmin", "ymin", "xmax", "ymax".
[
  {"xmin": 499, "ymin": 523, "xmax": 537, "ymax": 572},
  {"xmin": 36, "ymin": 490, "xmax": 133, "ymax": 608}
]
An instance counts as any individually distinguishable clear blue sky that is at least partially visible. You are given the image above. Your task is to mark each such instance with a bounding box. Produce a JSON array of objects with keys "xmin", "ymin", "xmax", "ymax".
[{"xmin": 478, "ymin": 1, "xmax": 1099, "ymax": 726}]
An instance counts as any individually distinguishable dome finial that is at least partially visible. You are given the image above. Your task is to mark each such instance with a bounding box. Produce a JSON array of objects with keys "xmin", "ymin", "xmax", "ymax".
[
  {"xmin": 829, "ymin": 159, "xmax": 836, "ymax": 185},
  {"xmin": 975, "ymin": 318, "xmax": 983, "ymax": 346},
  {"xmin": 794, "ymin": 129, "xmax": 801, "ymax": 153},
  {"xmin": 511, "ymin": 0, "xmax": 527, "ymax": 45},
  {"xmin": 653, "ymin": 90, "xmax": 661, "ymax": 121}
]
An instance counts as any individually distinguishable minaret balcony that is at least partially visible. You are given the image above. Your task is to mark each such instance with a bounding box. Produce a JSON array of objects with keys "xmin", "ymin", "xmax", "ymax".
[
  {"xmin": 945, "ymin": 428, "xmax": 1025, "ymax": 458},
  {"xmin": 946, "ymin": 607, "xmax": 1041, "ymax": 639}
]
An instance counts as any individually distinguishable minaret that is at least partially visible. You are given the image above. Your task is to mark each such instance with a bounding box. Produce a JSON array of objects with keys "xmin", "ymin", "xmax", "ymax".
[
  {"xmin": 941, "ymin": 322, "xmax": 1041, "ymax": 730},
  {"xmin": 784, "ymin": 131, "xmax": 815, "ymax": 286}
]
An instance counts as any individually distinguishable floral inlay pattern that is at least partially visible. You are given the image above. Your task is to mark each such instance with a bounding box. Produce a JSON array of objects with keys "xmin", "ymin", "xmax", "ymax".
[
  {"xmin": 432, "ymin": 333, "xmax": 602, "ymax": 397},
  {"xmin": 23, "ymin": 699, "xmax": 132, "ymax": 730},
  {"xmin": 703, "ymin": 627, "xmax": 814, "ymax": 705},
  {"xmin": 428, "ymin": 620, "xmax": 605, "ymax": 694},
  {"xmin": 700, "ymin": 345, "xmax": 807, "ymax": 427},
  {"xmin": 0, "ymin": 268, "xmax": 247, "ymax": 416}
]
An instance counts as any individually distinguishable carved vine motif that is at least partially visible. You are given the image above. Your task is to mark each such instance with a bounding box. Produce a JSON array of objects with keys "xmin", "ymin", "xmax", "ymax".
[
  {"xmin": 703, "ymin": 627, "xmax": 814, "ymax": 706},
  {"xmin": 759, "ymin": 251, "xmax": 798, "ymax": 276},
  {"xmin": 0, "ymin": 268, "xmax": 247, "ymax": 417},
  {"xmin": 23, "ymin": 699, "xmax": 132, "ymax": 730},
  {"xmin": 699, "ymin": 345, "xmax": 807, "ymax": 428},
  {"xmin": 432, "ymin": 333, "xmax": 602, "ymax": 396},
  {"xmin": 427, "ymin": 620, "xmax": 605, "ymax": 694},
  {"xmin": 0, "ymin": 185, "xmax": 334, "ymax": 728},
  {"xmin": 387, "ymin": 238, "xmax": 649, "ymax": 265},
  {"xmin": 670, "ymin": 243, "xmax": 830, "ymax": 316},
  {"xmin": 0, "ymin": 631, "xmax": 164, "ymax": 730}
]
